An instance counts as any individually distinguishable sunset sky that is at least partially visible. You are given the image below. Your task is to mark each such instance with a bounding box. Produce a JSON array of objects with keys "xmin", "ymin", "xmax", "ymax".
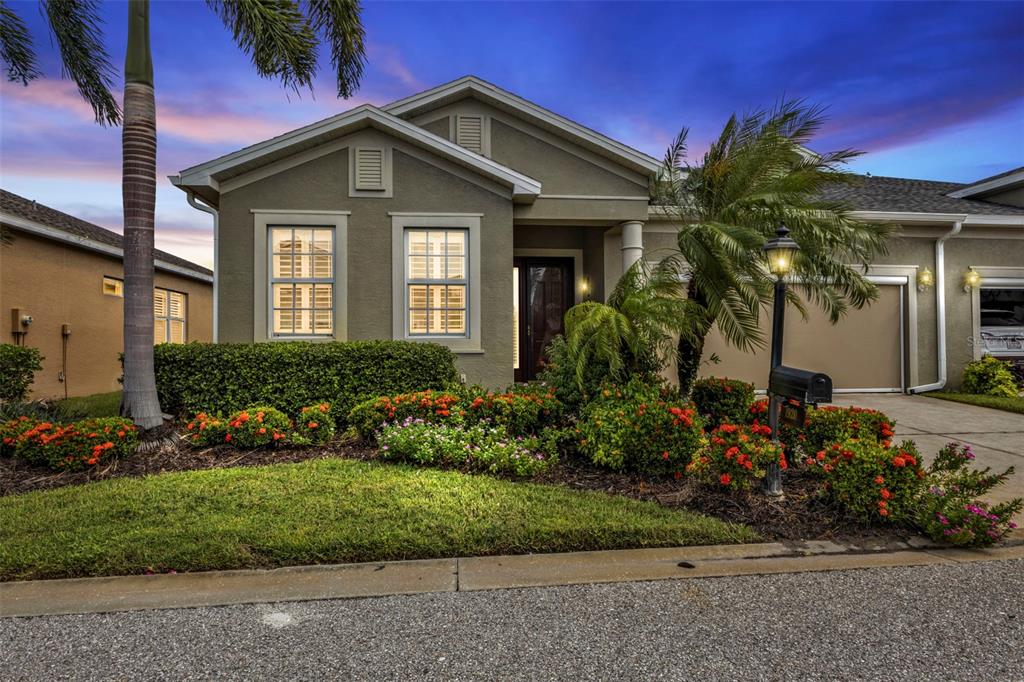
[{"xmin": 1, "ymin": 0, "xmax": 1021, "ymax": 269}]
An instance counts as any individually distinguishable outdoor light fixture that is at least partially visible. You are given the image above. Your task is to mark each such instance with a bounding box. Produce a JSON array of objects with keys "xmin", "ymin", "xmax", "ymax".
[
  {"xmin": 762, "ymin": 225, "xmax": 801, "ymax": 497},
  {"xmin": 917, "ymin": 267, "xmax": 934, "ymax": 292},
  {"xmin": 763, "ymin": 225, "xmax": 799, "ymax": 278},
  {"xmin": 578, "ymin": 276, "xmax": 591, "ymax": 297},
  {"xmin": 963, "ymin": 267, "xmax": 982, "ymax": 292}
]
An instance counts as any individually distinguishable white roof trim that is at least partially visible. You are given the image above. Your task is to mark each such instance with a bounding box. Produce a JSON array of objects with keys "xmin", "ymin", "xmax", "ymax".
[
  {"xmin": 1, "ymin": 211, "xmax": 214, "ymax": 282},
  {"xmin": 174, "ymin": 104, "xmax": 541, "ymax": 201},
  {"xmin": 646, "ymin": 207, "xmax": 1024, "ymax": 228},
  {"xmin": 383, "ymin": 76, "xmax": 662, "ymax": 175},
  {"xmin": 947, "ymin": 168, "xmax": 1024, "ymax": 199}
]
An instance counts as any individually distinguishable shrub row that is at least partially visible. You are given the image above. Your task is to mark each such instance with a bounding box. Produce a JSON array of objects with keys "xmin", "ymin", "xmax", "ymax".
[
  {"xmin": 186, "ymin": 402, "xmax": 335, "ymax": 448},
  {"xmin": 0, "ymin": 344, "xmax": 43, "ymax": 402},
  {"xmin": 154, "ymin": 341, "xmax": 459, "ymax": 424},
  {"xmin": 1, "ymin": 415, "xmax": 138, "ymax": 471}
]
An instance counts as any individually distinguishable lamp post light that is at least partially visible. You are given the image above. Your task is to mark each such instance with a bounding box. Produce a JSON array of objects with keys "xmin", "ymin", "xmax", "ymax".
[{"xmin": 762, "ymin": 224, "xmax": 799, "ymax": 496}]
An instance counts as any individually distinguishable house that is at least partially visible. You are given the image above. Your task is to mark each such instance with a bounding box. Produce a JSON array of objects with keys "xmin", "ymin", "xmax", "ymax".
[
  {"xmin": 0, "ymin": 190, "xmax": 213, "ymax": 398},
  {"xmin": 171, "ymin": 76, "xmax": 1024, "ymax": 393}
]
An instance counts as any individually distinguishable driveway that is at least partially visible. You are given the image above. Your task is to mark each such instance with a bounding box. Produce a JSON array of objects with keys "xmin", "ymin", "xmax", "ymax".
[{"xmin": 833, "ymin": 394, "xmax": 1024, "ymax": 511}]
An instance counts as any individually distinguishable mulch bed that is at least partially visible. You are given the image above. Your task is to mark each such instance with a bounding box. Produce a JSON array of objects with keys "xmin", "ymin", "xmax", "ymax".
[{"xmin": 1, "ymin": 436, "xmax": 911, "ymax": 545}]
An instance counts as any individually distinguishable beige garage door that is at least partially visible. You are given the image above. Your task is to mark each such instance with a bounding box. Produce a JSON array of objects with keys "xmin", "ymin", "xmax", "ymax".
[{"xmin": 700, "ymin": 285, "xmax": 905, "ymax": 390}]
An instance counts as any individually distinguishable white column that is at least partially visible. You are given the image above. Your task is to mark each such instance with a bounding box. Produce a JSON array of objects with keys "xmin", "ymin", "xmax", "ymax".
[{"xmin": 621, "ymin": 220, "xmax": 644, "ymax": 272}]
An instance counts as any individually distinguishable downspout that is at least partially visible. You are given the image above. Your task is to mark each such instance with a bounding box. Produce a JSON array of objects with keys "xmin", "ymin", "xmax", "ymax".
[
  {"xmin": 909, "ymin": 219, "xmax": 963, "ymax": 393},
  {"xmin": 185, "ymin": 191, "xmax": 219, "ymax": 342}
]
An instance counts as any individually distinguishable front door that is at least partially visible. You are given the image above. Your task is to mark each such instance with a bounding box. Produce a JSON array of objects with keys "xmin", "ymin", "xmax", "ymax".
[{"xmin": 514, "ymin": 257, "xmax": 574, "ymax": 381}]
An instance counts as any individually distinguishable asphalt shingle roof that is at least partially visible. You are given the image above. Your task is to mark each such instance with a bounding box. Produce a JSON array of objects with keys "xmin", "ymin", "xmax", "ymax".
[
  {"xmin": 0, "ymin": 190, "xmax": 212, "ymax": 278},
  {"xmin": 819, "ymin": 175, "xmax": 1024, "ymax": 216}
]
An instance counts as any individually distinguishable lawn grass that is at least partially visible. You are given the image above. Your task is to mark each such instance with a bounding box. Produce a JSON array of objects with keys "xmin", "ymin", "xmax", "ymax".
[
  {"xmin": 0, "ymin": 458, "xmax": 758, "ymax": 581},
  {"xmin": 55, "ymin": 390, "xmax": 122, "ymax": 418},
  {"xmin": 928, "ymin": 392, "xmax": 1024, "ymax": 415}
]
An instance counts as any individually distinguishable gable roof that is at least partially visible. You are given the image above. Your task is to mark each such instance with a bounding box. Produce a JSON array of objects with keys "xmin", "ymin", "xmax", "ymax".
[
  {"xmin": 946, "ymin": 166, "xmax": 1024, "ymax": 199},
  {"xmin": 171, "ymin": 104, "xmax": 542, "ymax": 205},
  {"xmin": 382, "ymin": 76, "xmax": 662, "ymax": 177},
  {"xmin": 818, "ymin": 175, "xmax": 1024, "ymax": 217},
  {"xmin": 0, "ymin": 190, "xmax": 213, "ymax": 281}
]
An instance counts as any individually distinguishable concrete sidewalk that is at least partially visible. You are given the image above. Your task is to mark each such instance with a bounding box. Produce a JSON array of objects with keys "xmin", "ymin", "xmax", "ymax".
[
  {"xmin": 833, "ymin": 393, "xmax": 1024, "ymax": 510},
  {"xmin": 3, "ymin": 539, "xmax": 1022, "ymax": 618}
]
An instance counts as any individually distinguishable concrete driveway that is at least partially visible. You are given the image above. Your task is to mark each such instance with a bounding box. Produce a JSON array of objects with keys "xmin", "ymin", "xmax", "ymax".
[{"xmin": 833, "ymin": 394, "xmax": 1023, "ymax": 511}]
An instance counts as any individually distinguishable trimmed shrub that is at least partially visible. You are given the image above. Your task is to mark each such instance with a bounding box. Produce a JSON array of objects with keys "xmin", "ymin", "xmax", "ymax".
[
  {"xmin": 154, "ymin": 341, "xmax": 459, "ymax": 424},
  {"xmin": 577, "ymin": 378, "xmax": 705, "ymax": 476},
  {"xmin": 377, "ymin": 419, "xmax": 556, "ymax": 476},
  {"xmin": 690, "ymin": 377, "xmax": 755, "ymax": 429},
  {"xmin": 10, "ymin": 417, "xmax": 138, "ymax": 471},
  {"xmin": 961, "ymin": 355, "xmax": 1019, "ymax": 398},
  {"xmin": 687, "ymin": 422, "xmax": 784, "ymax": 489},
  {"xmin": 0, "ymin": 344, "xmax": 43, "ymax": 402},
  {"xmin": 348, "ymin": 387, "xmax": 562, "ymax": 441},
  {"xmin": 808, "ymin": 439, "xmax": 925, "ymax": 523},
  {"xmin": 780, "ymin": 404, "xmax": 895, "ymax": 454},
  {"xmin": 1, "ymin": 415, "xmax": 43, "ymax": 457},
  {"xmin": 293, "ymin": 402, "xmax": 336, "ymax": 445},
  {"xmin": 917, "ymin": 442, "xmax": 1021, "ymax": 547},
  {"xmin": 186, "ymin": 406, "xmax": 289, "ymax": 448}
]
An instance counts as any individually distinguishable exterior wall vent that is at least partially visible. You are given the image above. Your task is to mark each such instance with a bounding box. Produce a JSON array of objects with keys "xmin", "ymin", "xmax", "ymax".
[
  {"xmin": 354, "ymin": 147, "xmax": 385, "ymax": 190},
  {"xmin": 456, "ymin": 116, "xmax": 484, "ymax": 154}
]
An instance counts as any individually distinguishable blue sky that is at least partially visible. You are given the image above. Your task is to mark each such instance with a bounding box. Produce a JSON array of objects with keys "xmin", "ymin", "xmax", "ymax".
[{"xmin": 1, "ymin": 0, "xmax": 1021, "ymax": 267}]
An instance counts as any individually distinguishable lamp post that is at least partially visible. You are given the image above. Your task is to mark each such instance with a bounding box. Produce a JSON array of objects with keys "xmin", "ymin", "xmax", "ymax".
[{"xmin": 762, "ymin": 224, "xmax": 799, "ymax": 496}]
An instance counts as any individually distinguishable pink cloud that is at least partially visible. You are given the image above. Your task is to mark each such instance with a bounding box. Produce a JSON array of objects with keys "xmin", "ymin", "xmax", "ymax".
[{"xmin": 368, "ymin": 43, "xmax": 424, "ymax": 91}]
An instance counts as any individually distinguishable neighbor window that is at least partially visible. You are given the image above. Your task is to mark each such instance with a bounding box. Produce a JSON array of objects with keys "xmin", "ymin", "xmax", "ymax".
[
  {"xmin": 102, "ymin": 276, "xmax": 123, "ymax": 297},
  {"xmin": 979, "ymin": 287, "xmax": 1024, "ymax": 356},
  {"xmin": 154, "ymin": 287, "xmax": 187, "ymax": 344},
  {"xmin": 269, "ymin": 226, "xmax": 334, "ymax": 337},
  {"xmin": 405, "ymin": 229, "xmax": 467, "ymax": 336}
]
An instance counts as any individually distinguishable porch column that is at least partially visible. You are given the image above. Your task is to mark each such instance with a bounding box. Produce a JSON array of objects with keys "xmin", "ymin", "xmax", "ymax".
[{"xmin": 621, "ymin": 220, "xmax": 644, "ymax": 272}]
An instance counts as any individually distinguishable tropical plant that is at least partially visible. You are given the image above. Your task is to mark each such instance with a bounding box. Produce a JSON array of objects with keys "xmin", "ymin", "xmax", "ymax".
[
  {"xmin": 560, "ymin": 258, "xmax": 699, "ymax": 392},
  {"xmin": 653, "ymin": 101, "xmax": 892, "ymax": 393},
  {"xmin": 961, "ymin": 355, "xmax": 1019, "ymax": 398},
  {"xmin": 0, "ymin": 0, "xmax": 366, "ymax": 428}
]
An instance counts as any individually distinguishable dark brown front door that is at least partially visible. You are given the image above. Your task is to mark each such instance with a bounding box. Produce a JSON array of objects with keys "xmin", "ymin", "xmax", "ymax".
[{"xmin": 514, "ymin": 257, "xmax": 574, "ymax": 381}]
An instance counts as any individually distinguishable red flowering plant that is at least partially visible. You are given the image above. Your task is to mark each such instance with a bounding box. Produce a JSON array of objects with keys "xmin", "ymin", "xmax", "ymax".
[
  {"xmin": 776, "ymin": 404, "xmax": 895, "ymax": 456},
  {"xmin": 462, "ymin": 385, "xmax": 563, "ymax": 436},
  {"xmin": 348, "ymin": 390, "xmax": 462, "ymax": 440},
  {"xmin": 1, "ymin": 415, "xmax": 42, "ymax": 457},
  {"xmin": 687, "ymin": 422, "xmax": 784, "ymax": 489},
  {"xmin": 292, "ymin": 402, "xmax": 336, "ymax": 445},
  {"xmin": 690, "ymin": 377, "xmax": 755, "ymax": 429},
  {"xmin": 577, "ymin": 378, "xmax": 704, "ymax": 476},
  {"xmin": 10, "ymin": 417, "xmax": 138, "ymax": 471},
  {"xmin": 186, "ymin": 406, "xmax": 290, "ymax": 448},
  {"xmin": 810, "ymin": 438, "xmax": 925, "ymax": 523}
]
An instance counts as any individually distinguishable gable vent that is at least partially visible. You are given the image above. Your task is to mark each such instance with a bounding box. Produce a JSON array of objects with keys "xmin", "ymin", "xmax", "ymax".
[
  {"xmin": 456, "ymin": 116, "xmax": 484, "ymax": 154},
  {"xmin": 354, "ymin": 148, "xmax": 385, "ymax": 190}
]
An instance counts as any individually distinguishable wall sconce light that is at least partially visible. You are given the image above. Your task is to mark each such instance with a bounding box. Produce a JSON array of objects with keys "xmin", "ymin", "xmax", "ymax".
[
  {"xmin": 916, "ymin": 267, "xmax": 934, "ymax": 292},
  {"xmin": 962, "ymin": 267, "xmax": 981, "ymax": 292},
  {"xmin": 578, "ymin": 276, "xmax": 591, "ymax": 298}
]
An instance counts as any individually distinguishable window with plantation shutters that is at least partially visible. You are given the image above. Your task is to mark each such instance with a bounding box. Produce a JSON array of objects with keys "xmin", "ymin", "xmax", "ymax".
[
  {"xmin": 269, "ymin": 226, "xmax": 335, "ymax": 337},
  {"xmin": 154, "ymin": 287, "xmax": 187, "ymax": 344},
  {"xmin": 456, "ymin": 116, "xmax": 484, "ymax": 154},
  {"xmin": 405, "ymin": 228, "xmax": 468, "ymax": 336},
  {"xmin": 354, "ymin": 147, "xmax": 385, "ymax": 190}
]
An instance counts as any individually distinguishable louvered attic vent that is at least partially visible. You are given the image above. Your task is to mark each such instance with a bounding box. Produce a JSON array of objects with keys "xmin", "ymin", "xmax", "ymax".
[
  {"xmin": 456, "ymin": 116, "xmax": 484, "ymax": 154},
  {"xmin": 354, "ymin": 148, "xmax": 385, "ymax": 190}
]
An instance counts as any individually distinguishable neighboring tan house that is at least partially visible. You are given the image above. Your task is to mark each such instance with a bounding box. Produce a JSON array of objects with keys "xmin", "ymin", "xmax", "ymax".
[
  {"xmin": 0, "ymin": 190, "xmax": 213, "ymax": 399},
  {"xmin": 171, "ymin": 76, "xmax": 1024, "ymax": 393}
]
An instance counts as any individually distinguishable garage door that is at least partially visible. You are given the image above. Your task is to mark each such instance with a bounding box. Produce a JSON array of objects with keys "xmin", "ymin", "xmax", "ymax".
[{"xmin": 700, "ymin": 285, "xmax": 905, "ymax": 390}]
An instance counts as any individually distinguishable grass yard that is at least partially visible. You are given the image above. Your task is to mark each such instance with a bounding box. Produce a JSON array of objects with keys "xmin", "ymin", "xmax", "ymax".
[
  {"xmin": 55, "ymin": 390, "xmax": 122, "ymax": 418},
  {"xmin": 0, "ymin": 458, "xmax": 758, "ymax": 581},
  {"xmin": 928, "ymin": 392, "xmax": 1024, "ymax": 415}
]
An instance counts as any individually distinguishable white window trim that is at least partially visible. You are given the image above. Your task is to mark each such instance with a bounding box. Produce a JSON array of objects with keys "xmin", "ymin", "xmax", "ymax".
[
  {"xmin": 253, "ymin": 211, "xmax": 349, "ymax": 342},
  {"xmin": 969, "ymin": 266, "xmax": 1024, "ymax": 360},
  {"xmin": 349, "ymin": 145, "xmax": 393, "ymax": 198},
  {"xmin": 391, "ymin": 213, "xmax": 482, "ymax": 353}
]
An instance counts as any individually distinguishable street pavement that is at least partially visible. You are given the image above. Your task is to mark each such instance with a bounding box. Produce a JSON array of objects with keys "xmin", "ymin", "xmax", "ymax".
[{"xmin": 2, "ymin": 558, "xmax": 1021, "ymax": 681}]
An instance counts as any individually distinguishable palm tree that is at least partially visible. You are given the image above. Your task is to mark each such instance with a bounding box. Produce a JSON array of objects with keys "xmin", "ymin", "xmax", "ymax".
[
  {"xmin": 561, "ymin": 259, "xmax": 699, "ymax": 391},
  {"xmin": 1, "ymin": 0, "xmax": 366, "ymax": 429},
  {"xmin": 653, "ymin": 101, "xmax": 892, "ymax": 394}
]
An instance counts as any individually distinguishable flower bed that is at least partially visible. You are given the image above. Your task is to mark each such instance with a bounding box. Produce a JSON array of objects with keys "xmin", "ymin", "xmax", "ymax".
[
  {"xmin": 1, "ymin": 415, "xmax": 138, "ymax": 471},
  {"xmin": 687, "ymin": 422, "xmax": 783, "ymax": 489}
]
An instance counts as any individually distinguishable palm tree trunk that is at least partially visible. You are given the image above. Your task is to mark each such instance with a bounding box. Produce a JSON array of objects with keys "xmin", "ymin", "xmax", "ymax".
[
  {"xmin": 120, "ymin": 0, "xmax": 162, "ymax": 429},
  {"xmin": 676, "ymin": 279, "xmax": 711, "ymax": 396}
]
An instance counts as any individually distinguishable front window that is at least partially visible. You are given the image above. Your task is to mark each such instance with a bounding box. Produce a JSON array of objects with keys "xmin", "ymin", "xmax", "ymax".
[
  {"xmin": 269, "ymin": 226, "xmax": 334, "ymax": 337},
  {"xmin": 154, "ymin": 287, "xmax": 187, "ymax": 344},
  {"xmin": 405, "ymin": 228, "xmax": 467, "ymax": 336},
  {"xmin": 980, "ymin": 287, "xmax": 1024, "ymax": 356}
]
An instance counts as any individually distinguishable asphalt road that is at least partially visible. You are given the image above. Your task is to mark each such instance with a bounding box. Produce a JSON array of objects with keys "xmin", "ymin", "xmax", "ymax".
[{"xmin": 2, "ymin": 559, "xmax": 1022, "ymax": 681}]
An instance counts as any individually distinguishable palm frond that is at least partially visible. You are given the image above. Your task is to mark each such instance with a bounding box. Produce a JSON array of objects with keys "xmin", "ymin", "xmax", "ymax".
[
  {"xmin": 42, "ymin": 0, "xmax": 120, "ymax": 125},
  {"xmin": 306, "ymin": 0, "xmax": 366, "ymax": 98},
  {"xmin": 0, "ymin": 2, "xmax": 39, "ymax": 84}
]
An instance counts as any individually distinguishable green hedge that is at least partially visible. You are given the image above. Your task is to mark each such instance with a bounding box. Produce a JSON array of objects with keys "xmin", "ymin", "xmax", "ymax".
[
  {"xmin": 0, "ymin": 344, "xmax": 43, "ymax": 402},
  {"xmin": 154, "ymin": 341, "xmax": 459, "ymax": 423}
]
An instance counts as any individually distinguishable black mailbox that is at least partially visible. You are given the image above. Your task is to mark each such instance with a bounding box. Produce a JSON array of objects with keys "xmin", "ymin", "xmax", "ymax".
[{"xmin": 768, "ymin": 366, "xmax": 833, "ymax": 405}]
